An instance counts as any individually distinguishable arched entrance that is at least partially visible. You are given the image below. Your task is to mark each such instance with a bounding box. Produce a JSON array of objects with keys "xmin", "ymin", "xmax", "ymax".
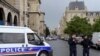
[
  {"xmin": 7, "ymin": 12, "xmax": 12, "ymax": 25},
  {"xmin": 0, "ymin": 8, "xmax": 5, "ymax": 25},
  {"xmin": 14, "ymin": 16, "xmax": 17, "ymax": 26}
]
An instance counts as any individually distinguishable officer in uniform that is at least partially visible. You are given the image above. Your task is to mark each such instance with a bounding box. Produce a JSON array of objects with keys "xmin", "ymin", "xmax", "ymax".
[
  {"xmin": 81, "ymin": 35, "xmax": 93, "ymax": 56},
  {"xmin": 68, "ymin": 34, "xmax": 77, "ymax": 56}
]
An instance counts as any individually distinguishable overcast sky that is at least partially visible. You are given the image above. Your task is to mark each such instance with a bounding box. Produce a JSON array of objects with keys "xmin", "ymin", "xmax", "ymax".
[{"xmin": 41, "ymin": 0, "xmax": 100, "ymax": 29}]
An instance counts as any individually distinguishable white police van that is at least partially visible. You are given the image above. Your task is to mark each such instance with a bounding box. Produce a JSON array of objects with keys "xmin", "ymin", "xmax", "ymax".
[{"xmin": 0, "ymin": 26, "xmax": 52, "ymax": 56}]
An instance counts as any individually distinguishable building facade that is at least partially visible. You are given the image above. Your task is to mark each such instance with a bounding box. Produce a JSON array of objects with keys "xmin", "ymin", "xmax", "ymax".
[
  {"xmin": 0, "ymin": 0, "xmax": 19, "ymax": 26},
  {"xmin": 0, "ymin": 0, "xmax": 46, "ymax": 35},
  {"xmin": 39, "ymin": 12, "xmax": 45, "ymax": 36},
  {"xmin": 59, "ymin": 1, "xmax": 100, "ymax": 36},
  {"xmin": 28, "ymin": 0, "xmax": 45, "ymax": 35}
]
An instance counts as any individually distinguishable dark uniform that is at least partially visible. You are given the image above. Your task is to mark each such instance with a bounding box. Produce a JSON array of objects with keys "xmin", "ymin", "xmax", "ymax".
[
  {"xmin": 81, "ymin": 38, "xmax": 93, "ymax": 56},
  {"xmin": 68, "ymin": 38, "xmax": 77, "ymax": 56}
]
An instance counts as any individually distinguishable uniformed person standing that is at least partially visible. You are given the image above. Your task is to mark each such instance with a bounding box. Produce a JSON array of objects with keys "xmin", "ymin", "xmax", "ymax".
[
  {"xmin": 68, "ymin": 34, "xmax": 77, "ymax": 56},
  {"xmin": 81, "ymin": 35, "xmax": 93, "ymax": 56}
]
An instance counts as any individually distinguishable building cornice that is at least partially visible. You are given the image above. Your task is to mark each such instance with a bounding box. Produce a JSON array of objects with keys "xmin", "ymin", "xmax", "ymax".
[
  {"xmin": 87, "ymin": 11, "xmax": 100, "ymax": 13},
  {"xmin": 28, "ymin": 11, "xmax": 40, "ymax": 15},
  {"xmin": 0, "ymin": 0, "xmax": 19, "ymax": 14},
  {"xmin": 40, "ymin": 12, "xmax": 45, "ymax": 15},
  {"xmin": 28, "ymin": 11, "xmax": 45, "ymax": 15},
  {"xmin": 67, "ymin": 10, "xmax": 86, "ymax": 13},
  {"xmin": 40, "ymin": 21, "xmax": 45, "ymax": 23}
]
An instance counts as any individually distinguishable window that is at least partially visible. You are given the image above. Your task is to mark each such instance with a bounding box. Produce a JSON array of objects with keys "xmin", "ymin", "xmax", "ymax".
[
  {"xmin": 93, "ymin": 19, "xmax": 96, "ymax": 22},
  {"xmin": 90, "ymin": 13, "xmax": 93, "ymax": 16},
  {"xmin": 96, "ymin": 12, "xmax": 99, "ymax": 16},
  {"xmin": 27, "ymin": 33, "xmax": 41, "ymax": 45},
  {"xmin": 86, "ymin": 13, "xmax": 88, "ymax": 16},
  {"xmin": 0, "ymin": 33, "xmax": 25, "ymax": 43}
]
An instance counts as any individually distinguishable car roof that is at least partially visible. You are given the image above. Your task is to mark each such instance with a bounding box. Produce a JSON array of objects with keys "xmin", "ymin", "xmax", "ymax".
[{"xmin": 0, "ymin": 26, "xmax": 35, "ymax": 33}]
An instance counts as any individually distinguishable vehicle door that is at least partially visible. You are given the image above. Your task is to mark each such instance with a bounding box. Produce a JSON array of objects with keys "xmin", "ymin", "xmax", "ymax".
[
  {"xmin": 0, "ymin": 33, "xmax": 26, "ymax": 55},
  {"xmin": 26, "ymin": 33, "xmax": 44, "ymax": 53}
]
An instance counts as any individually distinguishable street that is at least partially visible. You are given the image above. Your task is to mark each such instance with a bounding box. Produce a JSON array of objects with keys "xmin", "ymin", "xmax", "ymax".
[{"xmin": 47, "ymin": 39, "xmax": 100, "ymax": 56}]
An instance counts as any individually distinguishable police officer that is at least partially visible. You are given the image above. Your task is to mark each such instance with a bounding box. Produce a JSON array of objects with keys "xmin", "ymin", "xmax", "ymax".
[
  {"xmin": 81, "ymin": 35, "xmax": 93, "ymax": 56},
  {"xmin": 68, "ymin": 34, "xmax": 77, "ymax": 56}
]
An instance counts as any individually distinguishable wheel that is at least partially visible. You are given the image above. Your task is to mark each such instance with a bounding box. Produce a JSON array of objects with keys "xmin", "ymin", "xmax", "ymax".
[{"xmin": 38, "ymin": 52, "xmax": 48, "ymax": 56}]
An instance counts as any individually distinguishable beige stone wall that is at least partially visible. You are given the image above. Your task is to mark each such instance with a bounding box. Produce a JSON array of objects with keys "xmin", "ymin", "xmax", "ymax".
[
  {"xmin": 59, "ymin": 18, "xmax": 66, "ymax": 35},
  {"xmin": 39, "ymin": 12, "xmax": 45, "ymax": 35},
  {"xmin": 28, "ymin": 0, "xmax": 40, "ymax": 12},
  {"xmin": 4, "ymin": 0, "xmax": 45, "ymax": 35},
  {"xmin": 0, "ymin": 0, "xmax": 19, "ymax": 26},
  {"xmin": 5, "ymin": 0, "xmax": 28, "ymax": 26},
  {"xmin": 28, "ymin": 12, "xmax": 40, "ymax": 32},
  {"xmin": 65, "ymin": 10, "xmax": 100, "ymax": 25},
  {"xmin": 28, "ymin": 0, "xmax": 45, "ymax": 35},
  {"xmin": 87, "ymin": 12, "xmax": 100, "ymax": 25},
  {"xmin": 5, "ymin": 0, "xmax": 16, "ymax": 6},
  {"xmin": 5, "ymin": 0, "xmax": 20, "ymax": 10},
  {"xmin": 65, "ymin": 10, "xmax": 87, "ymax": 22}
]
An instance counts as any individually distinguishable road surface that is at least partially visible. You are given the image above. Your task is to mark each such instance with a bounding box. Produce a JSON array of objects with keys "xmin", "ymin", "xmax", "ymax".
[{"xmin": 47, "ymin": 39, "xmax": 100, "ymax": 56}]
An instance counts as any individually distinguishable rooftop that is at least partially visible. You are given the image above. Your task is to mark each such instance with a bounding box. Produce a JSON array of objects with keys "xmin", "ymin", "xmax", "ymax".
[
  {"xmin": 69, "ymin": 1, "xmax": 85, "ymax": 10},
  {"xmin": 0, "ymin": 26, "xmax": 34, "ymax": 33}
]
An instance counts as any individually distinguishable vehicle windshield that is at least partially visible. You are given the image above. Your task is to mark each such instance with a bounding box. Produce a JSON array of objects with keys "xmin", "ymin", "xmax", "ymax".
[{"xmin": 0, "ymin": 33, "xmax": 25, "ymax": 43}]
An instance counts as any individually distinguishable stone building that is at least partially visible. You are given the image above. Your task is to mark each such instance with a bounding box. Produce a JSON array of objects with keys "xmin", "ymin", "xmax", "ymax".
[
  {"xmin": 0, "ymin": 0, "xmax": 46, "ymax": 35},
  {"xmin": 3, "ymin": 0, "xmax": 28, "ymax": 26},
  {"xmin": 28, "ymin": 0, "xmax": 46, "ymax": 35},
  {"xmin": 0, "ymin": 0, "xmax": 19, "ymax": 26},
  {"xmin": 59, "ymin": 1, "xmax": 100, "ymax": 36},
  {"xmin": 28, "ymin": 0, "xmax": 40, "ymax": 32},
  {"xmin": 39, "ymin": 12, "xmax": 45, "ymax": 35},
  {"xmin": 59, "ymin": 16, "xmax": 66, "ymax": 36}
]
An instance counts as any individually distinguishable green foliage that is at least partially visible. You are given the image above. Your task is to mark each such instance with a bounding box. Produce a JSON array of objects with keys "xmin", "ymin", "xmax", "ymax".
[
  {"xmin": 44, "ymin": 26, "xmax": 50, "ymax": 37},
  {"xmin": 64, "ymin": 16, "xmax": 92, "ymax": 35},
  {"xmin": 92, "ymin": 18, "xmax": 100, "ymax": 32}
]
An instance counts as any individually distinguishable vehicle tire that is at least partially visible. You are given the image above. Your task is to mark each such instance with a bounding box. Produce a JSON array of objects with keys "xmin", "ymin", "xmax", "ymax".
[{"xmin": 38, "ymin": 51, "xmax": 48, "ymax": 56}]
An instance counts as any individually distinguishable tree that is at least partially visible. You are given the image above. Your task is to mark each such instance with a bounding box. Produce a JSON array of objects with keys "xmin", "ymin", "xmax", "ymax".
[
  {"xmin": 92, "ymin": 18, "xmax": 100, "ymax": 32},
  {"xmin": 64, "ymin": 16, "xmax": 92, "ymax": 36},
  {"xmin": 44, "ymin": 26, "xmax": 50, "ymax": 37}
]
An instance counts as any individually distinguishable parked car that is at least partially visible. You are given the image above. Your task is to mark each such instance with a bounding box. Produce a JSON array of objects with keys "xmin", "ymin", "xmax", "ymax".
[
  {"xmin": 46, "ymin": 35, "xmax": 58, "ymax": 41},
  {"xmin": 92, "ymin": 32, "xmax": 100, "ymax": 49},
  {"xmin": 46, "ymin": 36, "xmax": 53, "ymax": 40},
  {"xmin": 60, "ymin": 35, "xmax": 69, "ymax": 41}
]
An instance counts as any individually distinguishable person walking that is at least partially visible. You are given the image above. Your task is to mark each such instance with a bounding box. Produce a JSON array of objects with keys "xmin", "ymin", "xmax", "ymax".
[
  {"xmin": 68, "ymin": 34, "xmax": 77, "ymax": 56},
  {"xmin": 81, "ymin": 35, "xmax": 93, "ymax": 56}
]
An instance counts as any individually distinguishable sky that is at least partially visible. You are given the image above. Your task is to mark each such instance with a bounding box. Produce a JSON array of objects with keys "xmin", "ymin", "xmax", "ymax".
[{"xmin": 41, "ymin": 0, "xmax": 100, "ymax": 29}]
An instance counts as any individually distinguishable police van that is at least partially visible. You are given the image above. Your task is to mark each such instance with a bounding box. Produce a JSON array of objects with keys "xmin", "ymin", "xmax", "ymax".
[{"xmin": 0, "ymin": 26, "xmax": 52, "ymax": 56}]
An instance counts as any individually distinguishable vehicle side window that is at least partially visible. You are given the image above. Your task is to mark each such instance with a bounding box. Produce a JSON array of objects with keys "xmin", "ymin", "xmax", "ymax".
[
  {"xmin": 34, "ymin": 34, "xmax": 40, "ymax": 41},
  {"xmin": 27, "ymin": 33, "xmax": 41, "ymax": 45},
  {"xmin": 0, "ymin": 33, "xmax": 25, "ymax": 43},
  {"xmin": 28, "ymin": 33, "xmax": 35, "ymax": 41}
]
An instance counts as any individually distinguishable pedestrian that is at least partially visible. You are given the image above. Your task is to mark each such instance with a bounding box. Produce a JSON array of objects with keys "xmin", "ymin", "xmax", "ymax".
[
  {"xmin": 68, "ymin": 34, "xmax": 77, "ymax": 56},
  {"xmin": 81, "ymin": 35, "xmax": 93, "ymax": 56}
]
